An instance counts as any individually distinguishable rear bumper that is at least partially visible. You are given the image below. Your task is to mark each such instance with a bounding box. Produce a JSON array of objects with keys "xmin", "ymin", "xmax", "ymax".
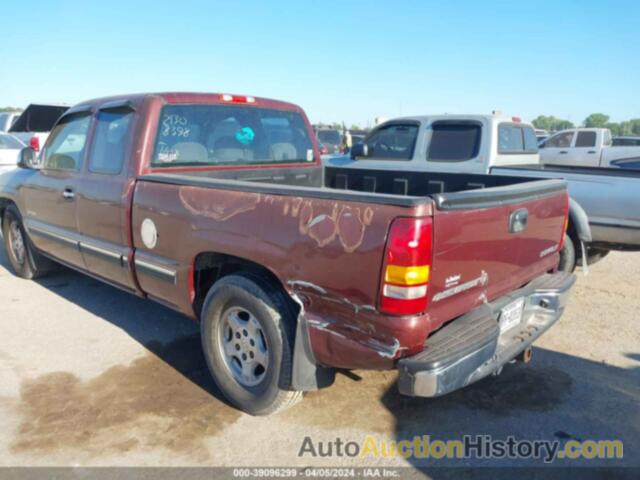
[{"xmin": 397, "ymin": 271, "xmax": 576, "ymax": 397}]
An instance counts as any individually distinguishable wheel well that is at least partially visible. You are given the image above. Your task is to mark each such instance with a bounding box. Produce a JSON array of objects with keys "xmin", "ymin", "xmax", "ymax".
[
  {"xmin": 0, "ymin": 199, "xmax": 15, "ymax": 225},
  {"xmin": 192, "ymin": 252, "xmax": 297, "ymax": 319}
]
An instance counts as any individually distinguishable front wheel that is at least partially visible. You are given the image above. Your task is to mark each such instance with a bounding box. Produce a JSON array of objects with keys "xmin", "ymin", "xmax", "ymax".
[
  {"xmin": 2, "ymin": 205, "xmax": 53, "ymax": 279},
  {"xmin": 200, "ymin": 274, "xmax": 303, "ymax": 415}
]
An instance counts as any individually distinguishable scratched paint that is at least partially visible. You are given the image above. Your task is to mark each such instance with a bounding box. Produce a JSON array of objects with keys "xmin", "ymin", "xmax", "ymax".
[{"xmin": 179, "ymin": 187, "xmax": 260, "ymax": 221}]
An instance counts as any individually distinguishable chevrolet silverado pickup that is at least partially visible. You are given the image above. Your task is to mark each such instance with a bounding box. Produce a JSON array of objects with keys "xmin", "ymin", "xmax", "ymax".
[
  {"xmin": 327, "ymin": 113, "xmax": 640, "ymax": 271},
  {"xmin": 0, "ymin": 93, "xmax": 574, "ymax": 415}
]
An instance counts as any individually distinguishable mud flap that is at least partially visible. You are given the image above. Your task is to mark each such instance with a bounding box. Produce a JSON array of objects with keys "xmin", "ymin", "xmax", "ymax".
[
  {"xmin": 291, "ymin": 314, "xmax": 335, "ymax": 391},
  {"xmin": 581, "ymin": 241, "xmax": 589, "ymax": 275}
]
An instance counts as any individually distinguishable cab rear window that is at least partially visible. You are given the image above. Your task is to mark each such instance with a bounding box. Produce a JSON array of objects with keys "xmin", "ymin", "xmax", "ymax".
[
  {"xmin": 151, "ymin": 105, "xmax": 314, "ymax": 167},
  {"xmin": 427, "ymin": 122, "xmax": 481, "ymax": 162},
  {"xmin": 498, "ymin": 124, "xmax": 538, "ymax": 154}
]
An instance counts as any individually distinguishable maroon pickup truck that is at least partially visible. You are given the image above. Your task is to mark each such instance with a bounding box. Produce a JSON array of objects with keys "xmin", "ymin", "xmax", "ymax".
[{"xmin": 0, "ymin": 92, "xmax": 575, "ymax": 415}]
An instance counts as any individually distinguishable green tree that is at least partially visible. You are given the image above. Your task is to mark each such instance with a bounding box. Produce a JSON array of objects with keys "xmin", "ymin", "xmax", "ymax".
[
  {"xmin": 0, "ymin": 107, "xmax": 22, "ymax": 113},
  {"xmin": 532, "ymin": 115, "xmax": 574, "ymax": 132},
  {"xmin": 583, "ymin": 113, "xmax": 610, "ymax": 128}
]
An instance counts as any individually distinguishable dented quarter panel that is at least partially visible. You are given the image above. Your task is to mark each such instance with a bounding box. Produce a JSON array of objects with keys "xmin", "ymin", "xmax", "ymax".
[{"xmin": 132, "ymin": 181, "xmax": 434, "ymax": 369}]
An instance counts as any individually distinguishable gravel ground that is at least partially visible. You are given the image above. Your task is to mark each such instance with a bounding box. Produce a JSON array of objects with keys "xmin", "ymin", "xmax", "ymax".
[{"xmin": 0, "ymin": 241, "xmax": 638, "ymax": 473}]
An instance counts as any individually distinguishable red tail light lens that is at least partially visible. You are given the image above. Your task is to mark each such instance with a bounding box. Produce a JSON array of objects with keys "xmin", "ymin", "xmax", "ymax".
[
  {"xmin": 558, "ymin": 193, "xmax": 569, "ymax": 251},
  {"xmin": 380, "ymin": 217, "xmax": 433, "ymax": 316},
  {"xmin": 220, "ymin": 94, "xmax": 256, "ymax": 104},
  {"xmin": 29, "ymin": 136, "xmax": 40, "ymax": 152}
]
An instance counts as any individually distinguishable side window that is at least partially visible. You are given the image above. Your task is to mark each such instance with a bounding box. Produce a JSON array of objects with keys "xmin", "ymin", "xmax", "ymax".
[
  {"xmin": 545, "ymin": 131, "xmax": 574, "ymax": 148},
  {"xmin": 89, "ymin": 110, "xmax": 133, "ymax": 174},
  {"xmin": 43, "ymin": 115, "xmax": 91, "ymax": 171},
  {"xmin": 575, "ymin": 131, "xmax": 597, "ymax": 148},
  {"xmin": 498, "ymin": 124, "xmax": 524, "ymax": 153},
  {"xmin": 366, "ymin": 124, "xmax": 418, "ymax": 160},
  {"xmin": 427, "ymin": 122, "xmax": 481, "ymax": 162}
]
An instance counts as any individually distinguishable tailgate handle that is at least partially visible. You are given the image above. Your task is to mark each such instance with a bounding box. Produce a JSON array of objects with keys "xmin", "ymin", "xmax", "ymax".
[{"xmin": 509, "ymin": 208, "xmax": 528, "ymax": 233}]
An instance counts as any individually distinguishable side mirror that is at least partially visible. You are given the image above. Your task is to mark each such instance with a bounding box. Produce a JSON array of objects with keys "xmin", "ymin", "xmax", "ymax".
[
  {"xmin": 18, "ymin": 147, "xmax": 38, "ymax": 169},
  {"xmin": 350, "ymin": 143, "xmax": 368, "ymax": 159}
]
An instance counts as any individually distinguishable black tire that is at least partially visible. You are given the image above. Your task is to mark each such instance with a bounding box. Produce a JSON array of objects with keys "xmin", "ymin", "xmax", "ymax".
[
  {"xmin": 200, "ymin": 273, "xmax": 303, "ymax": 415},
  {"xmin": 557, "ymin": 234, "xmax": 576, "ymax": 272},
  {"xmin": 2, "ymin": 205, "xmax": 54, "ymax": 280}
]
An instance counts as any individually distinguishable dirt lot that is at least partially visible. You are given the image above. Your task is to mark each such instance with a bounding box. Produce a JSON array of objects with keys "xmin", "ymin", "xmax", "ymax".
[{"xmin": 0, "ymin": 241, "xmax": 638, "ymax": 471}]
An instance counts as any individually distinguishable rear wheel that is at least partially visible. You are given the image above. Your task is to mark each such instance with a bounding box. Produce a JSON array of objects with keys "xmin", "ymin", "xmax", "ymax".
[
  {"xmin": 2, "ymin": 206, "xmax": 53, "ymax": 279},
  {"xmin": 200, "ymin": 273, "xmax": 303, "ymax": 415},
  {"xmin": 558, "ymin": 234, "xmax": 576, "ymax": 272}
]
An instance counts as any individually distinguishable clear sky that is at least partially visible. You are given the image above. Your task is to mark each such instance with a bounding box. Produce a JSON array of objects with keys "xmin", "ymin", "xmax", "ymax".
[{"xmin": 1, "ymin": 0, "xmax": 638, "ymax": 126}]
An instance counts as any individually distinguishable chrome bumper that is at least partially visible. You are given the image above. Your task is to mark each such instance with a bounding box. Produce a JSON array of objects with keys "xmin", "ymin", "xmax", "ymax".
[{"xmin": 397, "ymin": 272, "xmax": 576, "ymax": 397}]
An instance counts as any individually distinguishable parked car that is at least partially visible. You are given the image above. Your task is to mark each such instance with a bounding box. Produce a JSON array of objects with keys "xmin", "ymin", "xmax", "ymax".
[
  {"xmin": 539, "ymin": 128, "xmax": 640, "ymax": 168},
  {"xmin": 326, "ymin": 113, "xmax": 640, "ymax": 271},
  {"xmin": 0, "ymin": 112, "xmax": 21, "ymax": 132},
  {"xmin": 612, "ymin": 136, "xmax": 640, "ymax": 146},
  {"xmin": 8, "ymin": 103, "xmax": 69, "ymax": 153},
  {"xmin": 315, "ymin": 127, "xmax": 343, "ymax": 154},
  {"xmin": 1, "ymin": 93, "xmax": 573, "ymax": 415},
  {"xmin": 0, "ymin": 133, "xmax": 25, "ymax": 173}
]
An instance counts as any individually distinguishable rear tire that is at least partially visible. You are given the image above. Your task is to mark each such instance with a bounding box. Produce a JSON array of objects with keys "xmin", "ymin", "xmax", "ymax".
[
  {"xmin": 558, "ymin": 234, "xmax": 576, "ymax": 272},
  {"xmin": 2, "ymin": 205, "xmax": 54, "ymax": 280},
  {"xmin": 200, "ymin": 273, "xmax": 303, "ymax": 415}
]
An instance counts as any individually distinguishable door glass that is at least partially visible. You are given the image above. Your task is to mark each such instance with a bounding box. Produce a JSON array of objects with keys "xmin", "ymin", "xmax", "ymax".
[
  {"xmin": 89, "ymin": 110, "xmax": 133, "ymax": 174},
  {"xmin": 43, "ymin": 115, "xmax": 91, "ymax": 170},
  {"xmin": 575, "ymin": 131, "xmax": 596, "ymax": 147},
  {"xmin": 545, "ymin": 131, "xmax": 574, "ymax": 148}
]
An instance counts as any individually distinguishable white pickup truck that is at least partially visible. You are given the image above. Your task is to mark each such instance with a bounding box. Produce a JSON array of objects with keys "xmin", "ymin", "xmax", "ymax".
[
  {"xmin": 325, "ymin": 114, "xmax": 640, "ymax": 271},
  {"xmin": 540, "ymin": 128, "xmax": 640, "ymax": 168}
]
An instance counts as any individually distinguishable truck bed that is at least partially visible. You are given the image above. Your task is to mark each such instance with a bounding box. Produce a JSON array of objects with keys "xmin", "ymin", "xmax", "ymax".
[{"xmin": 139, "ymin": 166, "xmax": 567, "ymax": 338}]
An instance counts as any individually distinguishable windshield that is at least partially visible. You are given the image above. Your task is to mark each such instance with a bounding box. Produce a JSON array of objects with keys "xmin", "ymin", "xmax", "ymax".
[{"xmin": 152, "ymin": 104, "xmax": 314, "ymax": 167}]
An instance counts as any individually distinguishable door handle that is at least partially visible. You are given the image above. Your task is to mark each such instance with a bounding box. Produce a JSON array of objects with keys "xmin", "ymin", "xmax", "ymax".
[
  {"xmin": 559, "ymin": 151, "xmax": 568, "ymax": 154},
  {"xmin": 588, "ymin": 150, "xmax": 596, "ymax": 154},
  {"xmin": 63, "ymin": 189, "xmax": 75, "ymax": 200}
]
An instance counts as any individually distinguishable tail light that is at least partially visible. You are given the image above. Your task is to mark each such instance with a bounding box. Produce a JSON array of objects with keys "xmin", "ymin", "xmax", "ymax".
[
  {"xmin": 220, "ymin": 94, "xmax": 256, "ymax": 104},
  {"xmin": 29, "ymin": 136, "xmax": 40, "ymax": 152},
  {"xmin": 558, "ymin": 193, "xmax": 569, "ymax": 251},
  {"xmin": 380, "ymin": 217, "xmax": 433, "ymax": 316}
]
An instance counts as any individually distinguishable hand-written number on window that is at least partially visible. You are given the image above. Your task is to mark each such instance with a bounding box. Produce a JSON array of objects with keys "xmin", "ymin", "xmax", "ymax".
[{"xmin": 161, "ymin": 114, "xmax": 190, "ymax": 138}]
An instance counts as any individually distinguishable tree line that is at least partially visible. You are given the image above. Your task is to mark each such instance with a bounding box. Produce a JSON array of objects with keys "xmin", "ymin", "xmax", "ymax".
[{"xmin": 532, "ymin": 113, "xmax": 640, "ymax": 136}]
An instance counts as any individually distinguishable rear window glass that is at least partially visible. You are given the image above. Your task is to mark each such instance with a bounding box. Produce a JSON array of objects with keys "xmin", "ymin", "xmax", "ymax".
[
  {"xmin": 498, "ymin": 125, "xmax": 524, "ymax": 153},
  {"xmin": 427, "ymin": 123, "xmax": 481, "ymax": 162},
  {"xmin": 317, "ymin": 130, "xmax": 341, "ymax": 146},
  {"xmin": 523, "ymin": 127, "xmax": 539, "ymax": 152},
  {"xmin": 576, "ymin": 131, "xmax": 597, "ymax": 147},
  {"xmin": 365, "ymin": 124, "xmax": 418, "ymax": 160},
  {"xmin": 152, "ymin": 105, "xmax": 314, "ymax": 167},
  {"xmin": 9, "ymin": 105, "xmax": 69, "ymax": 133},
  {"xmin": 498, "ymin": 124, "xmax": 538, "ymax": 154}
]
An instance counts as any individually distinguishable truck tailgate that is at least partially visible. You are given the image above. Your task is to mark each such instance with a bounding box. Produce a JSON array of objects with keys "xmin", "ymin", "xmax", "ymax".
[{"xmin": 426, "ymin": 180, "xmax": 567, "ymax": 331}]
